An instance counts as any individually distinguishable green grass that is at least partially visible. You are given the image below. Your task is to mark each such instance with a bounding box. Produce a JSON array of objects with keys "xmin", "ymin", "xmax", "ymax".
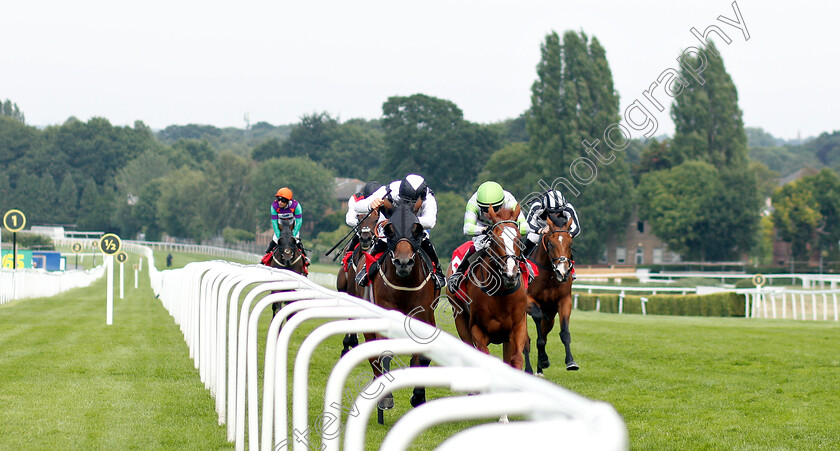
[{"xmin": 2, "ymin": 250, "xmax": 839, "ymax": 450}]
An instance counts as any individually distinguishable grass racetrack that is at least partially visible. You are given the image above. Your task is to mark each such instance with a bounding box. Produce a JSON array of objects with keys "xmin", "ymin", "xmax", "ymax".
[{"xmin": 2, "ymin": 252, "xmax": 839, "ymax": 450}]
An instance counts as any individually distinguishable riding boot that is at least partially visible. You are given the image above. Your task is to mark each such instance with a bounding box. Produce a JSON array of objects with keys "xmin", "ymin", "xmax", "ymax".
[
  {"xmin": 421, "ymin": 238, "xmax": 446, "ymax": 290},
  {"xmin": 297, "ymin": 239, "xmax": 311, "ymax": 265},
  {"xmin": 356, "ymin": 240, "xmax": 387, "ymax": 287},
  {"xmin": 448, "ymin": 247, "xmax": 477, "ymax": 289},
  {"xmin": 265, "ymin": 240, "xmax": 277, "ymax": 255},
  {"xmin": 522, "ymin": 239, "xmax": 537, "ymax": 260}
]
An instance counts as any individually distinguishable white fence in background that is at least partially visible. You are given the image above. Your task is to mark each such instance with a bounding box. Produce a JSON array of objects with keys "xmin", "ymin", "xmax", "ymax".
[
  {"xmin": 0, "ymin": 265, "xmax": 106, "ymax": 305},
  {"xmin": 153, "ymin": 258, "xmax": 628, "ymax": 451},
  {"xmin": 738, "ymin": 287, "xmax": 840, "ymax": 321}
]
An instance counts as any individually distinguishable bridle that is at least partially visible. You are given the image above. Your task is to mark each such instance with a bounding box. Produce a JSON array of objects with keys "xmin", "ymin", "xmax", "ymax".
[
  {"xmin": 541, "ymin": 228, "xmax": 574, "ymax": 281},
  {"xmin": 272, "ymin": 225, "xmax": 301, "ymax": 268}
]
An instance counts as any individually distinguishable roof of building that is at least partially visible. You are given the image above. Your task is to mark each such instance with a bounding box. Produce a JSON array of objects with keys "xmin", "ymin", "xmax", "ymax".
[{"xmin": 335, "ymin": 177, "xmax": 366, "ymax": 200}]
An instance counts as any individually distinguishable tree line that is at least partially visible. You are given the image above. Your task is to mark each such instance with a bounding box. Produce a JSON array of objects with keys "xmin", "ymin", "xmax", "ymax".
[{"xmin": 1, "ymin": 30, "xmax": 837, "ymax": 265}]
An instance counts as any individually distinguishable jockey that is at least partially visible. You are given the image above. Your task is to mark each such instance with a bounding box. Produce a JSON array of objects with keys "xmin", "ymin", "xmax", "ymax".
[
  {"xmin": 353, "ymin": 173, "xmax": 446, "ymax": 290},
  {"xmin": 342, "ymin": 181, "xmax": 382, "ymax": 252},
  {"xmin": 522, "ymin": 189, "xmax": 581, "ymax": 258},
  {"xmin": 265, "ymin": 187, "xmax": 308, "ymax": 262},
  {"xmin": 448, "ymin": 181, "xmax": 528, "ymax": 289}
]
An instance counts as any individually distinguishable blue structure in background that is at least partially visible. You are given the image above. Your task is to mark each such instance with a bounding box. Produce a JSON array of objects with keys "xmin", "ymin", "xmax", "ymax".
[{"xmin": 31, "ymin": 251, "xmax": 64, "ymax": 271}]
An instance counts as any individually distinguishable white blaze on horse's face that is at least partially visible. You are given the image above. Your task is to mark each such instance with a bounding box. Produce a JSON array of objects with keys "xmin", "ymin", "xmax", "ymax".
[{"xmin": 501, "ymin": 227, "xmax": 518, "ymax": 277}]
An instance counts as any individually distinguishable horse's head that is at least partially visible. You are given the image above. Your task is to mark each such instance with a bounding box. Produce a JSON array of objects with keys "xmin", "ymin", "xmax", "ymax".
[
  {"xmin": 382, "ymin": 199, "xmax": 424, "ymax": 279},
  {"xmin": 486, "ymin": 204, "xmax": 522, "ymax": 289},
  {"xmin": 543, "ymin": 214, "xmax": 574, "ymax": 283},
  {"xmin": 356, "ymin": 209, "xmax": 380, "ymax": 251},
  {"xmin": 274, "ymin": 218, "xmax": 298, "ymax": 266}
]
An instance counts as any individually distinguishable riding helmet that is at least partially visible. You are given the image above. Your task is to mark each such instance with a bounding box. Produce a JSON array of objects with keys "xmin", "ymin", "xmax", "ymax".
[
  {"xmin": 543, "ymin": 190, "xmax": 566, "ymax": 212},
  {"xmin": 362, "ymin": 181, "xmax": 382, "ymax": 198},
  {"xmin": 398, "ymin": 174, "xmax": 427, "ymax": 202},
  {"xmin": 275, "ymin": 187, "xmax": 293, "ymax": 200},
  {"xmin": 476, "ymin": 181, "xmax": 505, "ymax": 209}
]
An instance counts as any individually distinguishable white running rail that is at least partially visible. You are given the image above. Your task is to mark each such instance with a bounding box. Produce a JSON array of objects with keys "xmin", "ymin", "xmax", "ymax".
[{"xmin": 152, "ymin": 257, "xmax": 628, "ymax": 450}]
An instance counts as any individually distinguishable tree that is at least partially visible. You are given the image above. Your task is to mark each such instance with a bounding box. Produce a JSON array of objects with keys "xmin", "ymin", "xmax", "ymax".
[
  {"xmin": 172, "ymin": 139, "xmax": 217, "ymax": 167},
  {"xmin": 323, "ymin": 122, "xmax": 385, "ymax": 180},
  {"xmin": 204, "ymin": 151, "xmax": 252, "ymax": 233},
  {"xmin": 380, "ymin": 93, "xmax": 500, "ymax": 193},
  {"xmin": 671, "ymin": 42, "xmax": 748, "ymax": 168},
  {"xmin": 76, "ymin": 179, "xmax": 115, "ymax": 232},
  {"xmin": 251, "ymin": 138, "xmax": 283, "ymax": 162},
  {"xmin": 1, "ymin": 99, "xmax": 25, "ymax": 123},
  {"xmin": 637, "ymin": 161, "xmax": 723, "ymax": 260},
  {"xmin": 281, "ymin": 112, "xmax": 339, "ymax": 161},
  {"xmin": 56, "ymin": 173, "xmax": 79, "ymax": 225},
  {"xmin": 526, "ymin": 30, "xmax": 634, "ymax": 261},
  {"xmin": 156, "ymin": 168, "xmax": 211, "ymax": 240},
  {"xmin": 477, "ymin": 143, "xmax": 542, "ymax": 200},
  {"xmin": 643, "ymin": 41, "xmax": 761, "ymax": 261},
  {"xmin": 772, "ymin": 182, "xmax": 822, "ymax": 261}
]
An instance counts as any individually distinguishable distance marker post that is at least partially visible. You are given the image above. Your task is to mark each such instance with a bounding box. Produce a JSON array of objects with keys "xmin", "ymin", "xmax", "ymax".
[
  {"xmin": 71, "ymin": 242, "xmax": 83, "ymax": 269},
  {"xmin": 133, "ymin": 263, "xmax": 139, "ymax": 289},
  {"xmin": 99, "ymin": 234, "xmax": 122, "ymax": 325},
  {"xmin": 3, "ymin": 210, "xmax": 26, "ymax": 269},
  {"xmin": 116, "ymin": 251, "xmax": 127, "ymax": 299}
]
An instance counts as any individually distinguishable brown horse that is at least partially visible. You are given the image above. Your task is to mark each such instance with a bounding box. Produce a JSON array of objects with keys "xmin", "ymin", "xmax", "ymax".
[
  {"xmin": 363, "ymin": 199, "xmax": 439, "ymax": 410},
  {"xmin": 269, "ymin": 218, "xmax": 307, "ymax": 317},
  {"xmin": 525, "ymin": 214, "xmax": 578, "ymax": 374},
  {"xmin": 446, "ymin": 205, "xmax": 530, "ymax": 371},
  {"xmin": 335, "ymin": 209, "xmax": 380, "ymax": 356}
]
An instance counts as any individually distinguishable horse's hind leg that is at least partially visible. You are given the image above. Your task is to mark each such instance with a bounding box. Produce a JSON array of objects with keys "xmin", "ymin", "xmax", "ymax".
[
  {"xmin": 523, "ymin": 333, "xmax": 533, "ymax": 374},
  {"xmin": 559, "ymin": 297, "xmax": 579, "ymax": 371},
  {"xmin": 410, "ymin": 354, "xmax": 432, "ymax": 407}
]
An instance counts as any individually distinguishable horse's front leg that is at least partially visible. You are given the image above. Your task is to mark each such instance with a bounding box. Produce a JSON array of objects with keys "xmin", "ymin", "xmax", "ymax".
[
  {"xmin": 537, "ymin": 307, "xmax": 556, "ymax": 374},
  {"xmin": 364, "ymin": 332, "xmax": 395, "ymax": 410},
  {"xmin": 559, "ymin": 296, "xmax": 579, "ymax": 371},
  {"xmin": 503, "ymin": 320, "xmax": 528, "ymax": 370},
  {"xmin": 409, "ymin": 353, "xmax": 432, "ymax": 407}
]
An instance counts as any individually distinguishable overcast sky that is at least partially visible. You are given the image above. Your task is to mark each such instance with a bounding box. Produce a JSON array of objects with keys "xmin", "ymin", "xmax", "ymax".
[{"xmin": 1, "ymin": 0, "xmax": 835, "ymax": 140}]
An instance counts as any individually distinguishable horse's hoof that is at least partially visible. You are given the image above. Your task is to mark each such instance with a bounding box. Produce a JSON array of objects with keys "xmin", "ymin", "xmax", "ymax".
[
  {"xmin": 538, "ymin": 356, "xmax": 550, "ymax": 370},
  {"xmin": 378, "ymin": 394, "xmax": 394, "ymax": 410},
  {"xmin": 410, "ymin": 393, "xmax": 426, "ymax": 408},
  {"xmin": 524, "ymin": 366, "xmax": 533, "ymax": 375},
  {"xmin": 498, "ymin": 415, "xmax": 509, "ymax": 423},
  {"xmin": 535, "ymin": 372, "xmax": 545, "ymax": 378},
  {"xmin": 566, "ymin": 362, "xmax": 580, "ymax": 371},
  {"xmin": 340, "ymin": 348, "xmax": 349, "ymax": 358}
]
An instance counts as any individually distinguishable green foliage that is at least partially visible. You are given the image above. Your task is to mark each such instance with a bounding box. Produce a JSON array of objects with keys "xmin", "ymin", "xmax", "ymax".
[
  {"xmin": 477, "ymin": 143, "xmax": 542, "ymax": 200},
  {"xmin": 575, "ymin": 291, "xmax": 745, "ymax": 317},
  {"xmin": 156, "ymin": 168, "xmax": 210, "ymax": 240},
  {"xmin": 222, "ymin": 226, "xmax": 254, "ymax": 243},
  {"xmin": 281, "ymin": 112, "xmax": 339, "ymax": 160},
  {"xmin": 526, "ymin": 30, "xmax": 634, "ymax": 262},
  {"xmin": 638, "ymin": 161, "xmax": 722, "ymax": 259},
  {"xmin": 0, "ymin": 99, "xmax": 25, "ymax": 123},
  {"xmin": 772, "ymin": 168, "xmax": 840, "ymax": 261},
  {"xmin": 251, "ymin": 137, "xmax": 282, "ymax": 161},
  {"xmin": 380, "ymin": 93, "xmax": 501, "ymax": 193},
  {"xmin": 0, "ymin": 232, "xmax": 53, "ymax": 249},
  {"xmin": 671, "ymin": 42, "xmax": 748, "ymax": 169},
  {"xmin": 172, "ymin": 139, "xmax": 217, "ymax": 167}
]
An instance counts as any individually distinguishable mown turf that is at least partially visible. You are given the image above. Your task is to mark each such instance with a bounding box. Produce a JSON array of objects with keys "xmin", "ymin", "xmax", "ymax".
[{"xmin": 3, "ymin": 253, "xmax": 839, "ymax": 450}]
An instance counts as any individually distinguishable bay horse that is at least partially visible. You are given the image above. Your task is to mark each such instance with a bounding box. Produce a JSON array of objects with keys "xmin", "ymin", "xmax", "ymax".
[
  {"xmin": 268, "ymin": 217, "xmax": 307, "ymax": 317},
  {"xmin": 363, "ymin": 198, "xmax": 439, "ymax": 410},
  {"xmin": 335, "ymin": 209, "xmax": 380, "ymax": 356},
  {"xmin": 446, "ymin": 205, "xmax": 530, "ymax": 372},
  {"xmin": 525, "ymin": 214, "xmax": 578, "ymax": 374}
]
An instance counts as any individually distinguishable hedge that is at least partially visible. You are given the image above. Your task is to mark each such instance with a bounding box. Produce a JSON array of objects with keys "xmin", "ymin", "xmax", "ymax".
[{"xmin": 574, "ymin": 292, "xmax": 746, "ymax": 317}]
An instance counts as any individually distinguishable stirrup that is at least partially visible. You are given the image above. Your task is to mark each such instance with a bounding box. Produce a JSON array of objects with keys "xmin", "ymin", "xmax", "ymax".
[
  {"xmin": 448, "ymin": 272, "xmax": 463, "ymax": 290},
  {"xmin": 433, "ymin": 271, "xmax": 446, "ymax": 290}
]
